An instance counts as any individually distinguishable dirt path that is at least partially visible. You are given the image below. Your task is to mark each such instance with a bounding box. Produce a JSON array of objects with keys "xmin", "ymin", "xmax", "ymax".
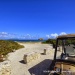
[{"xmin": 7, "ymin": 43, "xmax": 54, "ymax": 75}]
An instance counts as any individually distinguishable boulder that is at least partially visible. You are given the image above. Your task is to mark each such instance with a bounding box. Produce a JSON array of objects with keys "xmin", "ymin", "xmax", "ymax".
[
  {"xmin": 0, "ymin": 61, "xmax": 11, "ymax": 75},
  {"xmin": 23, "ymin": 52, "xmax": 40, "ymax": 64},
  {"xmin": 43, "ymin": 48, "xmax": 53, "ymax": 55}
]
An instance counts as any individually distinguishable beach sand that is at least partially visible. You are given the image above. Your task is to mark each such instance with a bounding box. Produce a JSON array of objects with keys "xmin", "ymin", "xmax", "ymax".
[{"xmin": 7, "ymin": 43, "xmax": 55, "ymax": 75}]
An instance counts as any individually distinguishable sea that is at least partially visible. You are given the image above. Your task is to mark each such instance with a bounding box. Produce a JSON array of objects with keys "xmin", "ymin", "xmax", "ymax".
[{"xmin": 8, "ymin": 39, "xmax": 46, "ymax": 43}]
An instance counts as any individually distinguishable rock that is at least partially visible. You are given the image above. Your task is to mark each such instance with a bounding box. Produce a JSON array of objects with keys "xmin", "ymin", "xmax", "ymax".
[
  {"xmin": 12, "ymin": 49, "xmax": 16, "ymax": 52},
  {"xmin": 0, "ymin": 55, "xmax": 4, "ymax": 62},
  {"xmin": 0, "ymin": 61, "xmax": 11, "ymax": 75},
  {"xmin": 38, "ymin": 38, "xmax": 43, "ymax": 40},
  {"xmin": 43, "ymin": 48, "xmax": 53, "ymax": 55},
  {"xmin": 0, "ymin": 55, "xmax": 3, "ymax": 58},
  {"xmin": 23, "ymin": 52, "xmax": 40, "ymax": 64}
]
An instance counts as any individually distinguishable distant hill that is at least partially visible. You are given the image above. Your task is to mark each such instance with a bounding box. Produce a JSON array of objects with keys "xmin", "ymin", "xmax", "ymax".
[{"xmin": 38, "ymin": 38, "xmax": 43, "ymax": 40}]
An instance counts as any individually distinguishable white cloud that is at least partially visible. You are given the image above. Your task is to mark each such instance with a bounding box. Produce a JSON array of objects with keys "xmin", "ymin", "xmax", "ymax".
[
  {"xmin": 23, "ymin": 34, "xmax": 39, "ymax": 39},
  {"xmin": 0, "ymin": 32, "xmax": 8, "ymax": 35},
  {"xmin": 0, "ymin": 32, "xmax": 8, "ymax": 38},
  {"xmin": 46, "ymin": 35, "xmax": 50, "ymax": 38},
  {"xmin": 59, "ymin": 32, "xmax": 67, "ymax": 35},
  {"xmin": 0, "ymin": 32, "xmax": 18, "ymax": 39},
  {"xmin": 24, "ymin": 34, "xmax": 31, "ymax": 39},
  {"xmin": 20, "ymin": 34, "xmax": 33, "ymax": 39},
  {"xmin": 0, "ymin": 32, "xmax": 37, "ymax": 39},
  {"xmin": 46, "ymin": 32, "xmax": 67, "ymax": 38},
  {"xmin": 0, "ymin": 32, "xmax": 67, "ymax": 39},
  {"xmin": 27, "ymin": 34, "xmax": 30, "ymax": 36},
  {"xmin": 50, "ymin": 33, "xmax": 58, "ymax": 38}
]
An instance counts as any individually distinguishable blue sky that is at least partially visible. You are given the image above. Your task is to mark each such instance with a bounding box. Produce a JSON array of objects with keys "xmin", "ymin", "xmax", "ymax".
[{"xmin": 0, "ymin": 0, "xmax": 75, "ymax": 39}]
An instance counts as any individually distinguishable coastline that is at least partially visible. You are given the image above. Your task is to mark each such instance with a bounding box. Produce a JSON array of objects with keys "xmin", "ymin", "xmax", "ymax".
[
  {"xmin": 17, "ymin": 41, "xmax": 42, "ymax": 44},
  {"xmin": 9, "ymin": 39, "xmax": 46, "ymax": 43}
]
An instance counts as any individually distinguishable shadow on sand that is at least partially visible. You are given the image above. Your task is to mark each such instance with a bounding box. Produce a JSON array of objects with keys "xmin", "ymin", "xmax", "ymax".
[
  {"xmin": 28, "ymin": 59, "xmax": 52, "ymax": 75},
  {"xmin": 19, "ymin": 60, "xmax": 25, "ymax": 64}
]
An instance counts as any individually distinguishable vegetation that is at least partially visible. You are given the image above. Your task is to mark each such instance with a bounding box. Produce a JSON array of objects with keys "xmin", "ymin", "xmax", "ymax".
[
  {"xmin": 42, "ymin": 39, "xmax": 56, "ymax": 44},
  {"xmin": 42, "ymin": 39, "xmax": 56, "ymax": 48},
  {"xmin": 42, "ymin": 38, "xmax": 75, "ymax": 48},
  {"xmin": 0, "ymin": 40, "xmax": 24, "ymax": 55}
]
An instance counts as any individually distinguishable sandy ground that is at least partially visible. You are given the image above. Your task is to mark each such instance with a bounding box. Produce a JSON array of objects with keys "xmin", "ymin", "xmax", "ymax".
[{"xmin": 7, "ymin": 42, "xmax": 55, "ymax": 75}]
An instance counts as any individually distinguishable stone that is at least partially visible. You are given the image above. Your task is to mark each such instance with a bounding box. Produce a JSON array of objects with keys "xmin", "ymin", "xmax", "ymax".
[
  {"xmin": 23, "ymin": 52, "xmax": 40, "ymax": 63},
  {"xmin": 43, "ymin": 48, "xmax": 47, "ymax": 55},
  {"xmin": 43, "ymin": 48, "xmax": 53, "ymax": 55},
  {"xmin": 0, "ymin": 61, "xmax": 11, "ymax": 75}
]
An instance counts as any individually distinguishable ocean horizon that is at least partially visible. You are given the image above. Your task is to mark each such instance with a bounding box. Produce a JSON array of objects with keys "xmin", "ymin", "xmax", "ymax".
[{"xmin": 7, "ymin": 39, "xmax": 46, "ymax": 42}]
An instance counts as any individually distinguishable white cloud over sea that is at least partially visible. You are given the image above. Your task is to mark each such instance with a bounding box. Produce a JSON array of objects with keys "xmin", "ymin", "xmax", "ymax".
[
  {"xmin": 0, "ymin": 32, "xmax": 18, "ymax": 39},
  {"xmin": 46, "ymin": 32, "xmax": 67, "ymax": 38},
  {"xmin": 0, "ymin": 32, "xmax": 67, "ymax": 39},
  {"xmin": 0, "ymin": 32, "xmax": 39, "ymax": 39}
]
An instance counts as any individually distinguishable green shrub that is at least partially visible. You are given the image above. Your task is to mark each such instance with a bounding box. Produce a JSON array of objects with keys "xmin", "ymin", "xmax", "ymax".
[
  {"xmin": 42, "ymin": 38, "xmax": 75, "ymax": 48},
  {"xmin": 0, "ymin": 40, "xmax": 24, "ymax": 55}
]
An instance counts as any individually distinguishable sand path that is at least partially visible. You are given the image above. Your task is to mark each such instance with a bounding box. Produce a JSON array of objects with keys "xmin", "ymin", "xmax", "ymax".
[{"xmin": 7, "ymin": 43, "xmax": 55, "ymax": 75}]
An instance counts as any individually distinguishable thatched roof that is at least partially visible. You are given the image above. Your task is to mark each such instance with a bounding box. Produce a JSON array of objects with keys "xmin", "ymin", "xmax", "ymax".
[{"xmin": 57, "ymin": 34, "xmax": 75, "ymax": 39}]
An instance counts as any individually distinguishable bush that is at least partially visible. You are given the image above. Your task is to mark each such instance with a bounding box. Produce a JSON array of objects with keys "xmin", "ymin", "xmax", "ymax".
[
  {"xmin": 42, "ymin": 38, "xmax": 75, "ymax": 48},
  {"xmin": 0, "ymin": 40, "xmax": 24, "ymax": 55}
]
